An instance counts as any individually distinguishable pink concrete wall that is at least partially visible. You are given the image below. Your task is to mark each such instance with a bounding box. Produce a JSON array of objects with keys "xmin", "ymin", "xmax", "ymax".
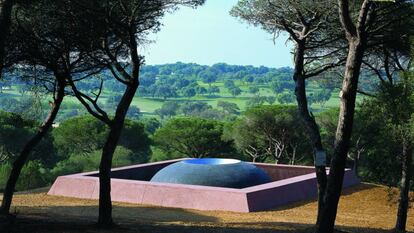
[
  {"xmin": 49, "ymin": 176, "xmax": 249, "ymax": 212},
  {"xmin": 245, "ymin": 169, "xmax": 359, "ymax": 211},
  {"xmin": 254, "ymin": 163, "xmax": 315, "ymax": 181},
  {"xmin": 48, "ymin": 160, "xmax": 360, "ymax": 212}
]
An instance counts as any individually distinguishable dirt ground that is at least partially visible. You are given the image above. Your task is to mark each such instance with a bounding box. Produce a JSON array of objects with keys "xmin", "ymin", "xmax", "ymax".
[{"xmin": 0, "ymin": 183, "xmax": 413, "ymax": 233}]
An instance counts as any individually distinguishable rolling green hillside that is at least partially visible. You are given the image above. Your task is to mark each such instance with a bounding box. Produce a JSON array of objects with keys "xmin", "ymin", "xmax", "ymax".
[{"xmin": 0, "ymin": 62, "xmax": 371, "ymax": 121}]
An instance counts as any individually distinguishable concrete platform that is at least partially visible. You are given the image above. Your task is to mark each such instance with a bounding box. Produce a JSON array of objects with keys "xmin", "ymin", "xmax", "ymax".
[{"xmin": 48, "ymin": 159, "xmax": 360, "ymax": 212}]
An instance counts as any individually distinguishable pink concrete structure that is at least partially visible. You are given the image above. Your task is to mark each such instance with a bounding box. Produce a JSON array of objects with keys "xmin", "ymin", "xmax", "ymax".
[{"xmin": 48, "ymin": 159, "xmax": 360, "ymax": 212}]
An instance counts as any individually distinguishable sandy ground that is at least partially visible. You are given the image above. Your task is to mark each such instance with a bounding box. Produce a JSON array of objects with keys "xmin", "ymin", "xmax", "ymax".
[{"xmin": 0, "ymin": 183, "xmax": 413, "ymax": 233}]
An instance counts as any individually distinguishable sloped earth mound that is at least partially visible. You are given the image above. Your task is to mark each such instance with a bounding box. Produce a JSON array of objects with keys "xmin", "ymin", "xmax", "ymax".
[{"xmin": 0, "ymin": 184, "xmax": 413, "ymax": 233}]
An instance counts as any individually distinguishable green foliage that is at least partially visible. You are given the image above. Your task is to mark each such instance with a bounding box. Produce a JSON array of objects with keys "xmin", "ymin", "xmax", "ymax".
[
  {"xmin": 198, "ymin": 69, "xmax": 217, "ymax": 85},
  {"xmin": 0, "ymin": 110, "xmax": 55, "ymax": 166},
  {"xmin": 141, "ymin": 117, "xmax": 161, "ymax": 134},
  {"xmin": 217, "ymin": 101, "xmax": 240, "ymax": 114},
  {"xmin": 16, "ymin": 160, "xmax": 49, "ymax": 191},
  {"xmin": 52, "ymin": 115, "xmax": 151, "ymax": 163},
  {"xmin": 355, "ymin": 74, "xmax": 414, "ymax": 185},
  {"xmin": 155, "ymin": 85, "xmax": 177, "ymax": 99},
  {"xmin": 316, "ymin": 108, "xmax": 339, "ymax": 158},
  {"xmin": 229, "ymin": 86, "xmax": 242, "ymax": 97},
  {"xmin": 266, "ymin": 96, "xmax": 276, "ymax": 105},
  {"xmin": 277, "ymin": 91, "xmax": 295, "ymax": 104},
  {"xmin": 154, "ymin": 101, "xmax": 180, "ymax": 119},
  {"xmin": 271, "ymin": 81, "xmax": 295, "ymax": 94},
  {"xmin": 0, "ymin": 111, "xmax": 34, "ymax": 160},
  {"xmin": 119, "ymin": 120, "xmax": 152, "ymax": 163},
  {"xmin": 207, "ymin": 86, "xmax": 220, "ymax": 96},
  {"xmin": 52, "ymin": 115, "xmax": 108, "ymax": 158},
  {"xmin": 182, "ymin": 87, "xmax": 196, "ymax": 98},
  {"xmin": 2, "ymin": 62, "xmax": 375, "ymax": 119},
  {"xmin": 180, "ymin": 102, "xmax": 211, "ymax": 116},
  {"xmin": 248, "ymin": 86, "xmax": 260, "ymax": 94},
  {"xmin": 245, "ymin": 95, "xmax": 267, "ymax": 107},
  {"xmin": 228, "ymin": 105, "xmax": 312, "ymax": 164},
  {"xmin": 153, "ymin": 117, "xmax": 235, "ymax": 159},
  {"xmin": 127, "ymin": 106, "xmax": 141, "ymax": 120},
  {"xmin": 224, "ymin": 80, "xmax": 236, "ymax": 89},
  {"xmin": 50, "ymin": 146, "xmax": 135, "ymax": 178},
  {"xmin": 0, "ymin": 163, "xmax": 12, "ymax": 191},
  {"xmin": 106, "ymin": 95, "xmax": 123, "ymax": 108},
  {"xmin": 195, "ymin": 86, "xmax": 207, "ymax": 95},
  {"xmin": 309, "ymin": 89, "xmax": 333, "ymax": 107},
  {"xmin": 150, "ymin": 147, "xmax": 182, "ymax": 162}
]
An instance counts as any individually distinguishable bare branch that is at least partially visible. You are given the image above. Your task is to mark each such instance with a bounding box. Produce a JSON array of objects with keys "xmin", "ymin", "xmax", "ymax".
[{"xmin": 67, "ymin": 77, "xmax": 111, "ymax": 125}]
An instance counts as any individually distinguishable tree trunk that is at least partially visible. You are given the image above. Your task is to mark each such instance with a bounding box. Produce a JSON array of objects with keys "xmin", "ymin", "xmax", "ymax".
[
  {"xmin": 292, "ymin": 41, "xmax": 327, "ymax": 226},
  {"xmin": 98, "ymin": 81, "xmax": 138, "ymax": 226},
  {"xmin": 97, "ymin": 23, "xmax": 142, "ymax": 226},
  {"xmin": 316, "ymin": 39, "xmax": 366, "ymax": 233},
  {"xmin": 0, "ymin": 77, "xmax": 65, "ymax": 214},
  {"xmin": 0, "ymin": 0, "xmax": 14, "ymax": 75},
  {"xmin": 395, "ymin": 143, "xmax": 413, "ymax": 233}
]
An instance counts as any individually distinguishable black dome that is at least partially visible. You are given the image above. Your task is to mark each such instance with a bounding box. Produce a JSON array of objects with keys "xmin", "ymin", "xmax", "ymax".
[{"xmin": 150, "ymin": 158, "xmax": 271, "ymax": 188}]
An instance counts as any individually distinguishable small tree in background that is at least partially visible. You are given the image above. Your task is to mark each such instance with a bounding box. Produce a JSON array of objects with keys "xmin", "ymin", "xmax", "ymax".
[
  {"xmin": 155, "ymin": 102, "xmax": 180, "ymax": 119},
  {"xmin": 183, "ymin": 87, "xmax": 196, "ymax": 99},
  {"xmin": 153, "ymin": 117, "xmax": 234, "ymax": 158},
  {"xmin": 207, "ymin": 85, "xmax": 220, "ymax": 96},
  {"xmin": 198, "ymin": 68, "xmax": 217, "ymax": 87},
  {"xmin": 229, "ymin": 86, "xmax": 242, "ymax": 97},
  {"xmin": 217, "ymin": 101, "xmax": 240, "ymax": 115},
  {"xmin": 230, "ymin": 105, "xmax": 312, "ymax": 164}
]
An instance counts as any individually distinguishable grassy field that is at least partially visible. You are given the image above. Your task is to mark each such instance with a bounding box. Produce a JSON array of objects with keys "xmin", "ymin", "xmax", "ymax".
[
  {"xmin": 130, "ymin": 80, "xmax": 347, "ymax": 115},
  {"xmin": 1, "ymin": 184, "xmax": 413, "ymax": 233}
]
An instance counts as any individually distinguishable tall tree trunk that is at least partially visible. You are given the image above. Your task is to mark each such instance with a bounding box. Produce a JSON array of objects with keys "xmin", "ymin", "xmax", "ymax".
[
  {"xmin": 292, "ymin": 41, "xmax": 327, "ymax": 226},
  {"xmin": 0, "ymin": 0, "xmax": 14, "ymax": 75},
  {"xmin": 97, "ymin": 24, "xmax": 141, "ymax": 226},
  {"xmin": 395, "ymin": 143, "xmax": 413, "ymax": 233},
  {"xmin": 0, "ymin": 76, "xmax": 65, "ymax": 214},
  {"xmin": 316, "ymin": 39, "xmax": 366, "ymax": 233},
  {"xmin": 98, "ymin": 81, "xmax": 138, "ymax": 226}
]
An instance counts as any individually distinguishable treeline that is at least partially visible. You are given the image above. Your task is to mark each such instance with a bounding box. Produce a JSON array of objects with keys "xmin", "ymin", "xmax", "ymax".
[{"xmin": 0, "ymin": 62, "xmax": 379, "ymax": 120}]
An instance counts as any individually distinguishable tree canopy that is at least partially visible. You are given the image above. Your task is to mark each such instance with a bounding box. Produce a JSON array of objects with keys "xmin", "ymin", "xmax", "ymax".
[{"xmin": 153, "ymin": 117, "xmax": 234, "ymax": 158}]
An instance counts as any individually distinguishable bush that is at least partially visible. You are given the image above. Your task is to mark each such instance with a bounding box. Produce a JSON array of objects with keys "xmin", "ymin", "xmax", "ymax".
[
  {"xmin": 52, "ymin": 115, "xmax": 151, "ymax": 163},
  {"xmin": 150, "ymin": 147, "xmax": 182, "ymax": 162},
  {"xmin": 0, "ymin": 163, "xmax": 12, "ymax": 192},
  {"xmin": 16, "ymin": 160, "xmax": 49, "ymax": 191},
  {"xmin": 228, "ymin": 105, "xmax": 312, "ymax": 164},
  {"xmin": 153, "ymin": 117, "xmax": 236, "ymax": 159},
  {"xmin": 0, "ymin": 111, "xmax": 56, "ymax": 167},
  {"xmin": 50, "ymin": 146, "xmax": 136, "ymax": 178}
]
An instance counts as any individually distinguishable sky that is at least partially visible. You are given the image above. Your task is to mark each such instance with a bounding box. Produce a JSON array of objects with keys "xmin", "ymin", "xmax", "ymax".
[{"xmin": 142, "ymin": 0, "xmax": 293, "ymax": 68}]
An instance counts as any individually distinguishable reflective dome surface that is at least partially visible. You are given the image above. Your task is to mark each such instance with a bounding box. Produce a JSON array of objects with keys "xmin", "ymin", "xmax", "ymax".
[{"xmin": 150, "ymin": 158, "xmax": 271, "ymax": 188}]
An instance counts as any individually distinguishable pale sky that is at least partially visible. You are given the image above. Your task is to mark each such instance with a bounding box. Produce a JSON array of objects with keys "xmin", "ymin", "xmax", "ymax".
[{"xmin": 142, "ymin": 0, "xmax": 293, "ymax": 68}]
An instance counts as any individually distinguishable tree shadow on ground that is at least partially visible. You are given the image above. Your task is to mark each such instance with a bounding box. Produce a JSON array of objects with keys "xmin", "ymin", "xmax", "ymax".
[
  {"xmin": 2, "ymin": 184, "xmax": 407, "ymax": 233},
  {"xmin": 10, "ymin": 205, "xmax": 219, "ymax": 223},
  {"xmin": 3, "ymin": 216, "xmax": 406, "ymax": 233},
  {"xmin": 264, "ymin": 183, "xmax": 376, "ymax": 212}
]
